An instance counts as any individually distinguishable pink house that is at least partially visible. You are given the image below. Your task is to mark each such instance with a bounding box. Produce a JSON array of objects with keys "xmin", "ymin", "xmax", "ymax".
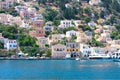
[
  {"xmin": 0, "ymin": 13, "xmax": 11, "ymax": 23},
  {"xmin": 33, "ymin": 20, "xmax": 44, "ymax": 28},
  {"xmin": 29, "ymin": 28, "xmax": 45, "ymax": 37},
  {"xmin": 20, "ymin": 10, "xmax": 29, "ymax": 18}
]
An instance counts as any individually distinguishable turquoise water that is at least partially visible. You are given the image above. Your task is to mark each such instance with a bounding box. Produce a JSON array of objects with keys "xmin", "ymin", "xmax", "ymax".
[{"xmin": 0, "ymin": 60, "xmax": 120, "ymax": 80}]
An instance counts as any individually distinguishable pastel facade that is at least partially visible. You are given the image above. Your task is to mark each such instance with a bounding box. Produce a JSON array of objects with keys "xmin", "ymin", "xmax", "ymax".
[
  {"xmin": 58, "ymin": 20, "xmax": 73, "ymax": 28},
  {"xmin": 80, "ymin": 44, "xmax": 91, "ymax": 56},
  {"xmin": 33, "ymin": 20, "xmax": 44, "ymax": 28},
  {"xmin": 0, "ymin": 0, "xmax": 15, "ymax": 9},
  {"xmin": 10, "ymin": 16, "xmax": 23, "ymax": 26},
  {"xmin": 73, "ymin": 20, "xmax": 81, "ymax": 27},
  {"xmin": 76, "ymin": 32, "xmax": 92, "ymax": 43},
  {"xmin": 59, "ymin": 20, "xmax": 85, "ymax": 29},
  {"xmin": 0, "ymin": 13, "xmax": 23, "ymax": 26},
  {"xmin": 5, "ymin": 40, "xmax": 18, "ymax": 50},
  {"xmin": 51, "ymin": 34, "xmax": 65, "ymax": 43},
  {"xmin": 29, "ymin": 28, "xmax": 45, "ymax": 37},
  {"xmin": 66, "ymin": 42, "xmax": 80, "ymax": 58},
  {"xmin": 21, "ymin": 20, "xmax": 31, "ymax": 28},
  {"xmin": 0, "ymin": 13, "xmax": 11, "ymax": 24},
  {"xmin": 37, "ymin": 37, "xmax": 48, "ymax": 48},
  {"xmin": 66, "ymin": 30, "xmax": 79, "ymax": 38},
  {"xmin": 27, "ymin": 8, "xmax": 36, "ymax": 18},
  {"xmin": 111, "ymin": 40, "xmax": 120, "ymax": 49},
  {"xmin": 15, "ymin": 6, "xmax": 28, "ymax": 13},
  {"xmin": 52, "ymin": 44, "xmax": 66, "ymax": 58}
]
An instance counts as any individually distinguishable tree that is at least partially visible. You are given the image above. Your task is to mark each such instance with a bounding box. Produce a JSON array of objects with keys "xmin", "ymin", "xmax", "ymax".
[
  {"xmin": 110, "ymin": 30, "xmax": 120, "ymax": 40},
  {"xmin": 84, "ymin": 7, "xmax": 91, "ymax": 16},
  {"xmin": 100, "ymin": 11, "xmax": 105, "ymax": 18},
  {"xmin": 43, "ymin": 9, "xmax": 58, "ymax": 21},
  {"xmin": 71, "ymin": 35, "xmax": 77, "ymax": 40},
  {"xmin": 0, "ymin": 41, "xmax": 4, "ymax": 49},
  {"xmin": 115, "ymin": 25, "xmax": 120, "ymax": 31},
  {"xmin": 45, "ymin": 50, "xmax": 52, "ymax": 57},
  {"xmin": 87, "ymin": 37, "xmax": 104, "ymax": 47},
  {"xmin": 45, "ymin": 44, "xmax": 49, "ymax": 48},
  {"xmin": 78, "ymin": 25, "xmax": 91, "ymax": 31},
  {"xmin": 62, "ymin": 27, "xmax": 76, "ymax": 34},
  {"xmin": 53, "ymin": 20, "xmax": 60, "ymax": 26},
  {"xmin": 84, "ymin": 16, "xmax": 91, "ymax": 23}
]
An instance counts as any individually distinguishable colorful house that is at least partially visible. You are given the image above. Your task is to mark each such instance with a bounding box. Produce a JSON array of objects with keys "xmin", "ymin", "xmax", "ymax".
[
  {"xmin": 52, "ymin": 44, "xmax": 66, "ymax": 58},
  {"xmin": 37, "ymin": 37, "xmax": 48, "ymax": 48},
  {"xmin": 29, "ymin": 28, "xmax": 45, "ymax": 37},
  {"xmin": 66, "ymin": 42, "xmax": 80, "ymax": 58},
  {"xmin": 33, "ymin": 20, "xmax": 44, "ymax": 28}
]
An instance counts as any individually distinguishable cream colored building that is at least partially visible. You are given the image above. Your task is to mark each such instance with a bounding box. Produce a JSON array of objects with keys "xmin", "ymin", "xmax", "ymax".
[
  {"xmin": 50, "ymin": 34, "xmax": 65, "ymax": 43},
  {"xmin": 37, "ymin": 37, "xmax": 48, "ymax": 48},
  {"xmin": 0, "ymin": 13, "xmax": 23, "ymax": 26},
  {"xmin": 52, "ymin": 44, "xmax": 66, "ymax": 58}
]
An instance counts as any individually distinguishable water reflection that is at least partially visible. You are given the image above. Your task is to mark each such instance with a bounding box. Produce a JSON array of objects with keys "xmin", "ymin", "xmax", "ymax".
[
  {"xmin": 79, "ymin": 62, "xmax": 112, "ymax": 68},
  {"xmin": 114, "ymin": 62, "xmax": 120, "ymax": 67}
]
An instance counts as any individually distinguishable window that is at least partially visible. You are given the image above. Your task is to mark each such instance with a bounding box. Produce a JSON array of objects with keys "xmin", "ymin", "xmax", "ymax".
[
  {"xmin": 57, "ymin": 49, "xmax": 59, "ymax": 51},
  {"xmin": 76, "ymin": 49, "xmax": 78, "ymax": 51},
  {"xmin": 9, "ymin": 45, "xmax": 12, "ymax": 47},
  {"xmin": 13, "ymin": 45, "xmax": 16, "ymax": 47},
  {"xmin": 67, "ymin": 49, "xmax": 69, "ymax": 51},
  {"xmin": 73, "ymin": 49, "xmax": 75, "ymax": 51}
]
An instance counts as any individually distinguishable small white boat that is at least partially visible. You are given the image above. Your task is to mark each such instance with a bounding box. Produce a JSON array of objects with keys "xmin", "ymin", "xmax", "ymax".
[
  {"xmin": 28, "ymin": 56, "xmax": 36, "ymax": 59},
  {"xmin": 75, "ymin": 57, "xmax": 80, "ymax": 61},
  {"xmin": 65, "ymin": 54, "xmax": 71, "ymax": 59}
]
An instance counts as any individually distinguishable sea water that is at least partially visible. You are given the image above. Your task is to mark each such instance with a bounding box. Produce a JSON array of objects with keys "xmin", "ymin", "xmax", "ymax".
[{"xmin": 0, "ymin": 60, "xmax": 120, "ymax": 80}]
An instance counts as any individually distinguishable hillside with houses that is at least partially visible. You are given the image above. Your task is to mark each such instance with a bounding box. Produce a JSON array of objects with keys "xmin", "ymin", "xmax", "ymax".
[{"xmin": 0, "ymin": 0, "xmax": 120, "ymax": 59}]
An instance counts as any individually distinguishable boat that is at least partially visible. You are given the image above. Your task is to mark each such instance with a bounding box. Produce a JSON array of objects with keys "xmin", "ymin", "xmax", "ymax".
[
  {"xmin": 89, "ymin": 53, "xmax": 110, "ymax": 59},
  {"xmin": 110, "ymin": 50, "xmax": 120, "ymax": 59},
  {"xmin": 65, "ymin": 54, "xmax": 71, "ymax": 59},
  {"xmin": 111, "ymin": 50, "xmax": 120, "ymax": 62},
  {"xmin": 75, "ymin": 57, "xmax": 80, "ymax": 61}
]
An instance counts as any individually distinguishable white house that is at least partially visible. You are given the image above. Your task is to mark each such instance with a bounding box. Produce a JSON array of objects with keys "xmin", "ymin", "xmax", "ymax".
[
  {"xmin": 88, "ymin": 21, "xmax": 97, "ymax": 28},
  {"xmin": 52, "ymin": 44, "xmax": 66, "ymax": 58},
  {"xmin": 5, "ymin": 40, "xmax": 18, "ymax": 50},
  {"xmin": 89, "ymin": 0, "xmax": 101, "ymax": 5},
  {"xmin": 58, "ymin": 20, "xmax": 73, "ymax": 28},
  {"xmin": 58, "ymin": 20, "xmax": 83, "ymax": 29},
  {"xmin": 66, "ymin": 30, "xmax": 79, "ymax": 38},
  {"xmin": 80, "ymin": 44, "xmax": 91, "ymax": 57}
]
